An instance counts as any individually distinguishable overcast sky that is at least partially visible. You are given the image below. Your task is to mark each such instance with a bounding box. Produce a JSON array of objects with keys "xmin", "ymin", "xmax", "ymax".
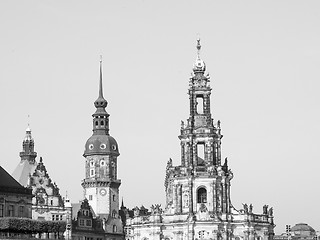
[{"xmin": 1, "ymin": 0, "xmax": 319, "ymax": 234}]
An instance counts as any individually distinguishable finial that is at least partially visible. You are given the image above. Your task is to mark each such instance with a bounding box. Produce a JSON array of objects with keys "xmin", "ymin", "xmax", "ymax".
[
  {"xmin": 196, "ymin": 38, "xmax": 201, "ymax": 58},
  {"xmin": 99, "ymin": 55, "xmax": 104, "ymax": 98}
]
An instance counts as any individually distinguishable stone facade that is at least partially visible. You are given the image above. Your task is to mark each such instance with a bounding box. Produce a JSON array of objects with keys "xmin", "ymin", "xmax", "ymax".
[
  {"xmin": 0, "ymin": 166, "xmax": 33, "ymax": 219},
  {"xmin": 125, "ymin": 40, "xmax": 275, "ymax": 240},
  {"xmin": 12, "ymin": 127, "xmax": 69, "ymax": 223},
  {"xmin": 29, "ymin": 157, "xmax": 66, "ymax": 221}
]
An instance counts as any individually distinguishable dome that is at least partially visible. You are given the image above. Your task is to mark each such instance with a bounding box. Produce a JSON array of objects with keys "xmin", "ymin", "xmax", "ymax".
[
  {"xmin": 84, "ymin": 134, "xmax": 119, "ymax": 157},
  {"xmin": 291, "ymin": 223, "xmax": 315, "ymax": 233}
]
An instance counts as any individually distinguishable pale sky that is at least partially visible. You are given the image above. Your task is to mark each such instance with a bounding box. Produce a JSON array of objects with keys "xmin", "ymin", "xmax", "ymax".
[{"xmin": 1, "ymin": 0, "xmax": 319, "ymax": 234}]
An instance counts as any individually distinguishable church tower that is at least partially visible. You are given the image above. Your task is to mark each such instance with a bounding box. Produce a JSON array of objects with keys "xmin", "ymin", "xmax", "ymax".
[
  {"xmin": 164, "ymin": 39, "xmax": 233, "ymax": 218},
  {"xmin": 82, "ymin": 59, "xmax": 122, "ymax": 233},
  {"xmin": 12, "ymin": 126, "xmax": 38, "ymax": 186},
  {"xmin": 126, "ymin": 40, "xmax": 275, "ymax": 240}
]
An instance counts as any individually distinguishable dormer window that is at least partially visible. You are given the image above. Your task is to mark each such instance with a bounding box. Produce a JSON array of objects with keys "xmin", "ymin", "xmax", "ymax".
[
  {"xmin": 86, "ymin": 219, "xmax": 92, "ymax": 227},
  {"xmin": 79, "ymin": 219, "xmax": 84, "ymax": 226}
]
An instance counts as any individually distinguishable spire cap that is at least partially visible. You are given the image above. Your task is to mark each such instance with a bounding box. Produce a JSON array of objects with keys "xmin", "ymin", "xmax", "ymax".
[
  {"xmin": 94, "ymin": 56, "xmax": 108, "ymax": 109},
  {"xmin": 24, "ymin": 124, "xmax": 33, "ymax": 141},
  {"xmin": 193, "ymin": 38, "xmax": 206, "ymax": 72}
]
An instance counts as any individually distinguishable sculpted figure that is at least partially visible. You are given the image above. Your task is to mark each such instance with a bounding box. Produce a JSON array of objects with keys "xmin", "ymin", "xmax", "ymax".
[
  {"xmin": 242, "ymin": 203, "xmax": 248, "ymax": 213},
  {"xmin": 154, "ymin": 204, "xmax": 162, "ymax": 214},
  {"xmin": 263, "ymin": 205, "xmax": 268, "ymax": 214},
  {"xmin": 268, "ymin": 207, "xmax": 273, "ymax": 216},
  {"xmin": 167, "ymin": 158, "xmax": 173, "ymax": 168},
  {"xmin": 217, "ymin": 120, "xmax": 221, "ymax": 129},
  {"xmin": 134, "ymin": 206, "xmax": 140, "ymax": 217},
  {"xmin": 249, "ymin": 204, "xmax": 253, "ymax": 213}
]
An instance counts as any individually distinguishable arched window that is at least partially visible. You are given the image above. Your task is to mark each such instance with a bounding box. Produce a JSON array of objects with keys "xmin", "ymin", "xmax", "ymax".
[
  {"xmin": 113, "ymin": 225, "xmax": 117, "ymax": 232},
  {"xmin": 196, "ymin": 96, "xmax": 204, "ymax": 114},
  {"xmin": 197, "ymin": 187, "xmax": 207, "ymax": 203}
]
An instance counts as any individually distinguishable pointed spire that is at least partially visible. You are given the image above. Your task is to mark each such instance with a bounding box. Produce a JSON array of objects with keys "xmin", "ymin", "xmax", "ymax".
[
  {"xmin": 99, "ymin": 55, "xmax": 104, "ymax": 99},
  {"xmin": 121, "ymin": 197, "xmax": 124, "ymax": 208},
  {"xmin": 94, "ymin": 56, "xmax": 108, "ymax": 110}
]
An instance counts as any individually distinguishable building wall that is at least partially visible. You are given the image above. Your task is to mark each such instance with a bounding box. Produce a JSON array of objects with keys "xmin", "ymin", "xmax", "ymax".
[{"xmin": 0, "ymin": 189, "xmax": 32, "ymax": 218}]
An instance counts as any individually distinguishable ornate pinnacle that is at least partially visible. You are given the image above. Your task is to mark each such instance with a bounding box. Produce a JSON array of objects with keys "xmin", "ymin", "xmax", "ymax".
[{"xmin": 196, "ymin": 38, "xmax": 201, "ymax": 57}]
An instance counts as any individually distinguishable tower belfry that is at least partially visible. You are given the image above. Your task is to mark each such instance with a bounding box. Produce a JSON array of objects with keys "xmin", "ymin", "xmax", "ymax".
[
  {"xmin": 180, "ymin": 39, "xmax": 223, "ymax": 169},
  {"xmin": 19, "ymin": 125, "xmax": 37, "ymax": 164}
]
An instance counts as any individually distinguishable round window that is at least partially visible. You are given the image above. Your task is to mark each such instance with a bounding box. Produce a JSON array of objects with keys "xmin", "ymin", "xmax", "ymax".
[
  {"xmin": 112, "ymin": 145, "xmax": 117, "ymax": 150},
  {"xmin": 100, "ymin": 143, "xmax": 106, "ymax": 149},
  {"xmin": 89, "ymin": 144, "xmax": 94, "ymax": 150}
]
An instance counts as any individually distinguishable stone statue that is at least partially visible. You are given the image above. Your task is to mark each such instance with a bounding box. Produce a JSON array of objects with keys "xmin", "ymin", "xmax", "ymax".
[
  {"xmin": 150, "ymin": 204, "xmax": 162, "ymax": 215},
  {"xmin": 166, "ymin": 158, "xmax": 172, "ymax": 170},
  {"xmin": 134, "ymin": 206, "xmax": 140, "ymax": 217},
  {"xmin": 263, "ymin": 205, "xmax": 268, "ymax": 214},
  {"xmin": 268, "ymin": 207, "xmax": 273, "ymax": 217},
  {"xmin": 242, "ymin": 203, "xmax": 248, "ymax": 213},
  {"xmin": 249, "ymin": 204, "xmax": 253, "ymax": 213}
]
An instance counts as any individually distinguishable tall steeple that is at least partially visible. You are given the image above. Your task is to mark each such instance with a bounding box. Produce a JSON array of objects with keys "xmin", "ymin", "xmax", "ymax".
[
  {"xmin": 82, "ymin": 58, "xmax": 123, "ymax": 237},
  {"xmin": 92, "ymin": 57, "xmax": 110, "ymax": 136}
]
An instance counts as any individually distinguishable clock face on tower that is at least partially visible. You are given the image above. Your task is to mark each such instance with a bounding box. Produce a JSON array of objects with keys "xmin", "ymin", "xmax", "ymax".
[{"xmin": 100, "ymin": 188, "xmax": 107, "ymax": 196}]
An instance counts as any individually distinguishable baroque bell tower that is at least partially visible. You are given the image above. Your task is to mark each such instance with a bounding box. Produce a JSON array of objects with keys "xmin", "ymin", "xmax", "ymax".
[
  {"xmin": 82, "ymin": 59, "xmax": 123, "ymax": 234},
  {"xmin": 164, "ymin": 39, "xmax": 233, "ymax": 217}
]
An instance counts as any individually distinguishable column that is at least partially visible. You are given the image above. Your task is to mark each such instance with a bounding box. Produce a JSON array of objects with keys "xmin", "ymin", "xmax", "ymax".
[
  {"xmin": 226, "ymin": 181, "xmax": 230, "ymax": 214},
  {"xmin": 217, "ymin": 142, "xmax": 221, "ymax": 166},
  {"xmin": 173, "ymin": 185, "xmax": 178, "ymax": 214},
  {"xmin": 212, "ymin": 181, "xmax": 216, "ymax": 213},
  {"xmin": 188, "ymin": 180, "xmax": 193, "ymax": 214},
  {"xmin": 177, "ymin": 185, "xmax": 182, "ymax": 214},
  {"xmin": 221, "ymin": 181, "xmax": 226, "ymax": 213},
  {"xmin": 181, "ymin": 143, "xmax": 185, "ymax": 166}
]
